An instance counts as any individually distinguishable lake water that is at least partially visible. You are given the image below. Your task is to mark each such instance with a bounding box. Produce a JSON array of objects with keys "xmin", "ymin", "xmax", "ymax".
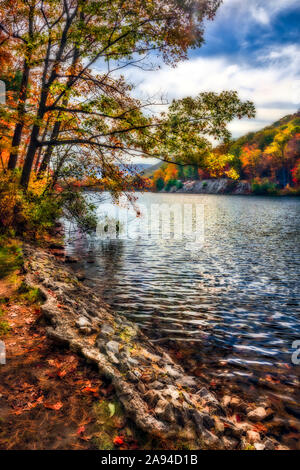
[{"xmin": 65, "ymin": 192, "xmax": 300, "ymax": 446}]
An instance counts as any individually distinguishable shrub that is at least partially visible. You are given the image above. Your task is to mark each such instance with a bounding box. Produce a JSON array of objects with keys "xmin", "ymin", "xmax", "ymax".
[
  {"xmin": 0, "ymin": 171, "xmax": 62, "ymax": 238},
  {"xmin": 0, "ymin": 238, "xmax": 23, "ymax": 279},
  {"xmin": 17, "ymin": 282, "xmax": 46, "ymax": 305},
  {"xmin": 155, "ymin": 177, "xmax": 165, "ymax": 191},
  {"xmin": 251, "ymin": 178, "xmax": 279, "ymax": 195},
  {"xmin": 0, "ymin": 307, "xmax": 11, "ymax": 337},
  {"xmin": 0, "ymin": 171, "xmax": 97, "ymax": 238},
  {"xmin": 165, "ymin": 179, "xmax": 179, "ymax": 191}
]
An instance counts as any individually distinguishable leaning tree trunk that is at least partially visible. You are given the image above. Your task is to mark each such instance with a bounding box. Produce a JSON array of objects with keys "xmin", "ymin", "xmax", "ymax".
[
  {"xmin": 38, "ymin": 48, "xmax": 80, "ymax": 176},
  {"xmin": 7, "ymin": 58, "xmax": 31, "ymax": 170},
  {"xmin": 20, "ymin": 123, "xmax": 41, "ymax": 188},
  {"xmin": 38, "ymin": 120, "xmax": 61, "ymax": 175}
]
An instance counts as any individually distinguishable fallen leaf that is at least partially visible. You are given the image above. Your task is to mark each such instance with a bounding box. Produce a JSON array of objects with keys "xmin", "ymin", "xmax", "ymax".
[
  {"xmin": 77, "ymin": 425, "xmax": 85, "ymax": 436},
  {"xmin": 108, "ymin": 403, "xmax": 115, "ymax": 417},
  {"xmin": 57, "ymin": 370, "xmax": 67, "ymax": 378},
  {"xmin": 44, "ymin": 401, "xmax": 63, "ymax": 411},
  {"xmin": 113, "ymin": 436, "xmax": 124, "ymax": 446}
]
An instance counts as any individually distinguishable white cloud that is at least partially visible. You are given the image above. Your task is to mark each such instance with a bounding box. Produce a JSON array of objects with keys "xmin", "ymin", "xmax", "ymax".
[
  {"xmin": 125, "ymin": 45, "xmax": 299, "ymax": 137},
  {"xmin": 220, "ymin": 0, "xmax": 299, "ymax": 26}
]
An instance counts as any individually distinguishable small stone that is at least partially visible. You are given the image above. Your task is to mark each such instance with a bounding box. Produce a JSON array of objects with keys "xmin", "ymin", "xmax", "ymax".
[
  {"xmin": 191, "ymin": 409, "xmax": 204, "ymax": 434},
  {"xmin": 247, "ymin": 407, "xmax": 267, "ymax": 422},
  {"xmin": 106, "ymin": 340, "xmax": 120, "ymax": 355},
  {"xmin": 163, "ymin": 386, "xmax": 180, "ymax": 400},
  {"xmin": 202, "ymin": 430, "xmax": 221, "ymax": 449},
  {"xmin": 222, "ymin": 395, "xmax": 231, "ymax": 407},
  {"xmin": 76, "ymin": 316, "xmax": 91, "ymax": 328},
  {"xmin": 178, "ymin": 375, "xmax": 197, "ymax": 387},
  {"xmin": 79, "ymin": 326, "xmax": 92, "ymax": 335},
  {"xmin": 222, "ymin": 436, "xmax": 239, "ymax": 450},
  {"xmin": 101, "ymin": 324, "xmax": 115, "ymax": 336},
  {"xmin": 150, "ymin": 381, "xmax": 164, "ymax": 390},
  {"xmin": 127, "ymin": 357, "xmax": 139, "ymax": 366},
  {"xmin": 246, "ymin": 430, "xmax": 261, "ymax": 444},
  {"xmin": 137, "ymin": 382, "xmax": 146, "ymax": 394},
  {"xmin": 164, "ymin": 364, "xmax": 181, "ymax": 378},
  {"xmin": 181, "ymin": 391, "xmax": 194, "ymax": 406},
  {"xmin": 107, "ymin": 352, "xmax": 119, "ymax": 364},
  {"xmin": 254, "ymin": 442, "xmax": 265, "ymax": 451},
  {"xmin": 235, "ymin": 422, "xmax": 252, "ymax": 434},
  {"xmin": 197, "ymin": 387, "xmax": 218, "ymax": 405},
  {"xmin": 262, "ymin": 438, "xmax": 275, "ymax": 451}
]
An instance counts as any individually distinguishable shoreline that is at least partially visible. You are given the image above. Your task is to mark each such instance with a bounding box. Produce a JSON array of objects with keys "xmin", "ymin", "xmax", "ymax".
[
  {"xmin": 7, "ymin": 240, "xmax": 293, "ymax": 449},
  {"xmin": 0, "ymin": 235, "xmax": 293, "ymax": 450}
]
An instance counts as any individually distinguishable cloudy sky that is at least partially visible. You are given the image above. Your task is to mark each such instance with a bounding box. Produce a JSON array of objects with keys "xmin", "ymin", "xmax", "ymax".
[{"xmin": 127, "ymin": 0, "xmax": 300, "ymax": 139}]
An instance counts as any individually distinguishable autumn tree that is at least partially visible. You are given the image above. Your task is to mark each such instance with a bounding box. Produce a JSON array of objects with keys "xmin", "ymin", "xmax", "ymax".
[
  {"xmin": 0, "ymin": 0, "xmax": 224, "ymax": 188},
  {"xmin": 264, "ymin": 123, "xmax": 299, "ymax": 185},
  {"xmin": 240, "ymin": 144, "xmax": 262, "ymax": 179}
]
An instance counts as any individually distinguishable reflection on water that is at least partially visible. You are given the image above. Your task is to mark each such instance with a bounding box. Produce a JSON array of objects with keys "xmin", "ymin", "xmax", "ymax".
[{"xmin": 65, "ymin": 193, "xmax": 300, "ymax": 445}]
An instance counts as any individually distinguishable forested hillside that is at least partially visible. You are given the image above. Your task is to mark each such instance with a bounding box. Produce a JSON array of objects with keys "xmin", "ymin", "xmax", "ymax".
[{"xmin": 151, "ymin": 113, "xmax": 300, "ymax": 195}]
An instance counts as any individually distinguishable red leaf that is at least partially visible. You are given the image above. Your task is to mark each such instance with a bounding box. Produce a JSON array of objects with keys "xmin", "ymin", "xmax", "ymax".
[
  {"xmin": 77, "ymin": 425, "xmax": 85, "ymax": 436},
  {"xmin": 113, "ymin": 436, "xmax": 124, "ymax": 446}
]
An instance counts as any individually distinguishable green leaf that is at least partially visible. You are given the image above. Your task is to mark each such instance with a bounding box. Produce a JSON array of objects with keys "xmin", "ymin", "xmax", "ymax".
[{"xmin": 108, "ymin": 403, "xmax": 115, "ymax": 418}]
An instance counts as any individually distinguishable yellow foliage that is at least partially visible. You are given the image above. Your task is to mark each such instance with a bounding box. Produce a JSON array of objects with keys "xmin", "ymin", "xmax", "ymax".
[
  {"xmin": 204, "ymin": 153, "xmax": 237, "ymax": 179},
  {"xmin": 225, "ymin": 168, "xmax": 239, "ymax": 180}
]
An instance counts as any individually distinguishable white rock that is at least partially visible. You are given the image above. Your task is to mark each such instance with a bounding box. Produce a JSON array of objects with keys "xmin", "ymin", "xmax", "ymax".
[
  {"xmin": 254, "ymin": 443, "xmax": 265, "ymax": 450},
  {"xmin": 106, "ymin": 340, "xmax": 120, "ymax": 354},
  {"xmin": 246, "ymin": 430, "xmax": 261, "ymax": 444},
  {"xmin": 247, "ymin": 407, "xmax": 267, "ymax": 422}
]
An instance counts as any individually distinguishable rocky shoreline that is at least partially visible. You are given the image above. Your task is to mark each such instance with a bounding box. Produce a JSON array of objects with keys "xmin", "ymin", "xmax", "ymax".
[
  {"xmin": 165, "ymin": 179, "xmax": 251, "ymax": 195},
  {"xmin": 23, "ymin": 244, "xmax": 288, "ymax": 450}
]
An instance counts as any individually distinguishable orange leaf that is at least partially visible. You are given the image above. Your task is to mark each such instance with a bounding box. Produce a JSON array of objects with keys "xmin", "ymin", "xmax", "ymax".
[
  {"xmin": 57, "ymin": 370, "xmax": 67, "ymax": 378},
  {"xmin": 77, "ymin": 425, "xmax": 85, "ymax": 436},
  {"xmin": 44, "ymin": 401, "xmax": 63, "ymax": 411},
  {"xmin": 113, "ymin": 436, "xmax": 124, "ymax": 446},
  {"xmin": 82, "ymin": 386, "xmax": 99, "ymax": 395}
]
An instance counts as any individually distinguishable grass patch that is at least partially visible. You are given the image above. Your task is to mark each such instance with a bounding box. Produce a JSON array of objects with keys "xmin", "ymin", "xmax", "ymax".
[
  {"xmin": 0, "ymin": 307, "xmax": 10, "ymax": 337},
  {"xmin": 16, "ymin": 282, "xmax": 46, "ymax": 305},
  {"xmin": 92, "ymin": 399, "xmax": 126, "ymax": 450},
  {"xmin": 0, "ymin": 238, "xmax": 23, "ymax": 280}
]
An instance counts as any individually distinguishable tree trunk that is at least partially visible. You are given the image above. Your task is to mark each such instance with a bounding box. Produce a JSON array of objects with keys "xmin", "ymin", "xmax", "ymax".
[
  {"xmin": 7, "ymin": 58, "xmax": 31, "ymax": 170},
  {"xmin": 38, "ymin": 47, "xmax": 80, "ymax": 176},
  {"xmin": 34, "ymin": 116, "xmax": 50, "ymax": 172},
  {"xmin": 38, "ymin": 120, "xmax": 60, "ymax": 174},
  {"xmin": 20, "ymin": 124, "xmax": 40, "ymax": 188}
]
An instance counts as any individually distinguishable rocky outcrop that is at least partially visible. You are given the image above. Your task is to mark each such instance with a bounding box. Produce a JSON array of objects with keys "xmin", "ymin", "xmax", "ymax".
[
  {"xmin": 174, "ymin": 179, "xmax": 251, "ymax": 195},
  {"xmin": 23, "ymin": 245, "xmax": 280, "ymax": 450}
]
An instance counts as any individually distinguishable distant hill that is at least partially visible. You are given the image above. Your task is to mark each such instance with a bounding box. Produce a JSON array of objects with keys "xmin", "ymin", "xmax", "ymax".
[
  {"xmin": 227, "ymin": 112, "xmax": 300, "ymax": 156},
  {"xmin": 141, "ymin": 161, "xmax": 163, "ymax": 177},
  {"xmin": 146, "ymin": 112, "xmax": 300, "ymax": 195}
]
